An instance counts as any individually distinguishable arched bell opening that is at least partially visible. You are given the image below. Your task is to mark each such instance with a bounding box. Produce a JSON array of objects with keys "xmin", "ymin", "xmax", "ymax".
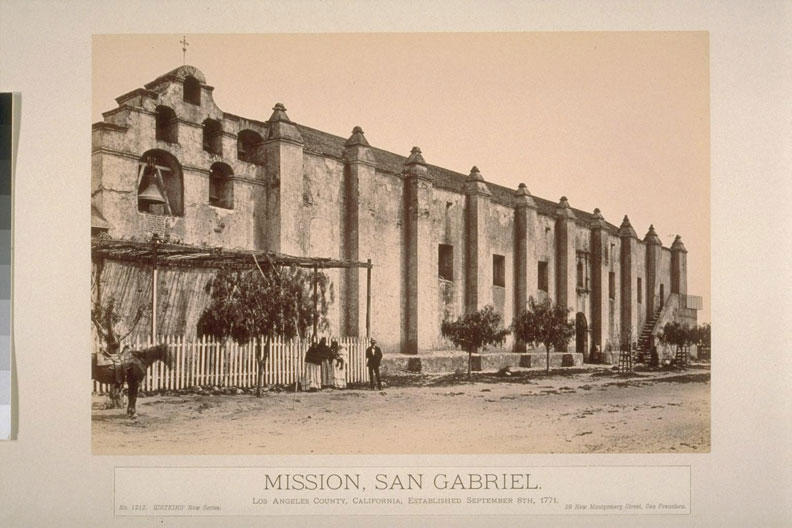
[{"xmin": 137, "ymin": 150, "xmax": 184, "ymax": 216}]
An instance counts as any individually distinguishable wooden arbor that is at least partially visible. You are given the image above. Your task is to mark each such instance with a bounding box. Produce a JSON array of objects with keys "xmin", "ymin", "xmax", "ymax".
[{"xmin": 91, "ymin": 236, "xmax": 373, "ymax": 342}]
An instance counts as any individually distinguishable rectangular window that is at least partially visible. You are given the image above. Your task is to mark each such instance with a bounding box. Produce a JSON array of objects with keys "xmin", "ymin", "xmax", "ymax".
[
  {"xmin": 493, "ymin": 254, "xmax": 505, "ymax": 287},
  {"xmin": 576, "ymin": 251, "xmax": 589, "ymax": 291},
  {"xmin": 637, "ymin": 277, "xmax": 643, "ymax": 303},
  {"xmin": 538, "ymin": 261, "xmax": 549, "ymax": 292},
  {"xmin": 438, "ymin": 244, "xmax": 454, "ymax": 281},
  {"xmin": 609, "ymin": 271, "xmax": 616, "ymax": 299}
]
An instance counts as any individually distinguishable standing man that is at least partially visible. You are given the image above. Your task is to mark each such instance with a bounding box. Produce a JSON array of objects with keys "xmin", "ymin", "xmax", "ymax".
[{"xmin": 365, "ymin": 338, "xmax": 383, "ymax": 390}]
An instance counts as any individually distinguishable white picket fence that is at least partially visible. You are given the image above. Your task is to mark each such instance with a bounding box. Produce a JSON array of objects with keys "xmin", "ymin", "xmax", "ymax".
[{"xmin": 92, "ymin": 335, "xmax": 370, "ymax": 394}]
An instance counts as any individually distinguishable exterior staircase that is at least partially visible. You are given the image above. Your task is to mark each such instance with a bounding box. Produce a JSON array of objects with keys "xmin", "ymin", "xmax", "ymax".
[{"xmin": 636, "ymin": 305, "xmax": 663, "ymax": 361}]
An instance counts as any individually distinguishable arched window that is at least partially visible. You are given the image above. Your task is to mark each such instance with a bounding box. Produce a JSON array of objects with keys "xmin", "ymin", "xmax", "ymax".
[
  {"xmin": 202, "ymin": 119, "xmax": 223, "ymax": 156},
  {"xmin": 137, "ymin": 150, "xmax": 184, "ymax": 216},
  {"xmin": 183, "ymin": 75, "xmax": 201, "ymax": 106},
  {"xmin": 155, "ymin": 106, "xmax": 178, "ymax": 143},
  {"xmin": 209, "ymin": 162, "xmax": 234, "ymax": 209},
  {"xmin": 237, "ymin": 129, "xmax": 264, "ymax": 163}
]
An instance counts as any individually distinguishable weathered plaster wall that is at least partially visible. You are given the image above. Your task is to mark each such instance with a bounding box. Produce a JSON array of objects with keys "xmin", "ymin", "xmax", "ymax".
[
  {"xmin": 604, "ymin": 232, "xmax": 622, "ymax": 354},
  {"xmin": 433, "ymin": 188, "xmax": 466, "ymax": 349},
  {"xmin": 300, "ymin": 153, "xmax": 345, "ymax": 256},
  {"xmin": 679, "ymin": 252, "xmax": 688, "ymax": 296},
  {"xmin": 658, "ymin": 247, "xmax": 672, "ymax": 309},
  {"xmin": 297, "ymin": 152, "xmax": 346, "ymax": 336},
  {"xmin": 632, "ymin": 241, "xmax": 647, "ymax": 343},
  {"xmin": 568, "ymin": 222, "xmax": 596, "ymax": 357},
  {"xmin": 534, "ymin": 214, "xmax": 556, "ymax": 302},
  {"xmin": 358, "ymin": 170, "xmax": 404, "ymax": 353},
  {"xmin": 418, "ymin": 178, "xmax": 439, "ymax": 350},
  {"xmin": 267, "ymin": 140, "xmax": 304, "ymax": 255},
  {"xmin": 484, "ymin": 200, "xmax": 516, "ymax": 350},
  {"xmin": 573, "ymin": 223, "xmax": 592, "ymax": 318}
]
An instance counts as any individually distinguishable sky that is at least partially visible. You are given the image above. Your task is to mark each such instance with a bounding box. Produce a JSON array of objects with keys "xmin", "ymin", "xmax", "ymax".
[{"xmin": 93, "ymin": 32, "xmax": 710, "ymax": 322}]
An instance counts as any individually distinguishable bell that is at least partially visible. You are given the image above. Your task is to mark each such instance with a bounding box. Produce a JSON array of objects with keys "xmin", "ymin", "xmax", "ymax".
[{"xmin": 138, "ymin": 182, "xmax": 166, "ymax": 204}]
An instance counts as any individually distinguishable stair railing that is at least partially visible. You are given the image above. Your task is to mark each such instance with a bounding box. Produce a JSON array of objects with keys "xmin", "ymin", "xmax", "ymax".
[
  {"xmin": 637, "ymin": 292, "xmax": 677, "ymax": 358},
  {"xmin": 649, "ymin": 292, "xmax": 680, "ymax": 339}
]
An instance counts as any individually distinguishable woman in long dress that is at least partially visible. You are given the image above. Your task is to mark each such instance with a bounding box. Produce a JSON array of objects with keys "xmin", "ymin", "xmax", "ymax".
[
  {"xmin": 330, "ymin": 339, "xmax": 347, "ymax": 389},
  {"xmin": 303, "ymin": 339, "xmax": 323, "ymax": 391},
  {"xmin": 305, "ymin": 361, "xmax": 322, "ymax": 391},
  {"xmin": 321, "ymin": 339, "xmax": 335, "ymax": 388}
]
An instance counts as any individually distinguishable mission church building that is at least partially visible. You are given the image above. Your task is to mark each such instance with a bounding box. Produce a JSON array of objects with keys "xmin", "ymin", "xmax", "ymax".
[{"xmin": 91, "ymin": 65, "xmax": 699, "ymax": 361}]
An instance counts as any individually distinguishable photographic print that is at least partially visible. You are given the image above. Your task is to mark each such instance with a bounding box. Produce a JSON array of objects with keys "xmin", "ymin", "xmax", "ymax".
[{"xmin": 90, "ymin": 33, "xmax": 710, "ymax": 455}]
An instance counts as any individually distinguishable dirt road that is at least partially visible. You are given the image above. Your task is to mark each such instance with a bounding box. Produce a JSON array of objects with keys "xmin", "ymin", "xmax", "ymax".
[{"xmin": 92, "ymin": 367, "xmax": 710, "ymax": 455}]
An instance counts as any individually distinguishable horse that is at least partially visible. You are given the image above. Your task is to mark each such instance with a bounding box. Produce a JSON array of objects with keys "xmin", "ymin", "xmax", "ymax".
[{"xmin": 91, "ymin": 344, "xmax": 173, "ymax": 417}]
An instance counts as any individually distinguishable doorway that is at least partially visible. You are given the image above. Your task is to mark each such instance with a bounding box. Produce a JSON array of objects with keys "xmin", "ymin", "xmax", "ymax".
[{"xmin": 575, "ymin": 312, "xmax": 588, "ymax": 358}]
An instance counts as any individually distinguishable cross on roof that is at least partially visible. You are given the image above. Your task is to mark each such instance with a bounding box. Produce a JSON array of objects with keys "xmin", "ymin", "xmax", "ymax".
[{"xmin": 180, "ymin": 35, "xmax": 189, "ymax": 65}]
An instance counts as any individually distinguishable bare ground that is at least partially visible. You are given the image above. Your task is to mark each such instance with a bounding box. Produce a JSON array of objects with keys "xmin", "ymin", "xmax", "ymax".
[{"xmin": 91, "ymin": 366, "xmax": 710, "ymax": 455}]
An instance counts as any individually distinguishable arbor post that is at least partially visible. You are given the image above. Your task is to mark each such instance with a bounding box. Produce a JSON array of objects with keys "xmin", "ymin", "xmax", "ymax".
[
  {"xmin": 151, "ymin": 234, "xmax": 161, "ymax": 342},
  {"xmin": 95, "ymin": 257, "xmax": 104, "ymax": 317},
  {"xmin": 312, "ymin": 265, "xmax": 318, "ymax": 341}
]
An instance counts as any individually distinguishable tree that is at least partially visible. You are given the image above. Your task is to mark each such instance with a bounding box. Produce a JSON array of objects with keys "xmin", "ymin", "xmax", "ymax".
[
  {"xmin": 688, "ymin": 323, "xmax": 711, "ymax": 360},
  {"xmin": 658, "ymin": 321, "xmax": 694, "ymax": 365},
  {"xmin": 91, "ymin": 296, "xmax": 145, "ymax": 408},
  {"xmin": 441, "ymin": 305, "xmax": 510, "ymax": 379},
  {"xmin": 197, "ymin": 261, "xmax": 332, "ymax": 396},
  {"xmin": 91, "ymin": 295, "xmax": 145, "ymax": 355},
  {"xmin": 694, "ymin": 323, "xmax": 711, "ymax": 348},
  {"xmin": 512, "ymin": 296, "xmax": 575, "ymax": 372}
]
